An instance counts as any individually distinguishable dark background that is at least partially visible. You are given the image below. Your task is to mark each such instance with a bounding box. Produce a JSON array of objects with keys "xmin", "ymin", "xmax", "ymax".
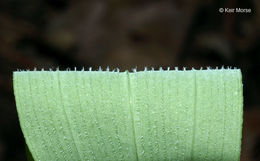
[{"xmin": 0, "ymin": 0, "xmax": 260, "ymax": 160}]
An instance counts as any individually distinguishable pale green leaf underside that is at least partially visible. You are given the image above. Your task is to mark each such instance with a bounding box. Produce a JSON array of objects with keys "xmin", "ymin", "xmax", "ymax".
[{"xmin": 13, "ymin": 69, "xmax": 243, "ymax": 161}]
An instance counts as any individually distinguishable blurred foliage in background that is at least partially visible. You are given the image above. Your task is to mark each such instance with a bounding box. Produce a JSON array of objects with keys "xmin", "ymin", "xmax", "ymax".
[{"xmin": 0, "ymin": 0, "xmax": 259, "ymax": 160}]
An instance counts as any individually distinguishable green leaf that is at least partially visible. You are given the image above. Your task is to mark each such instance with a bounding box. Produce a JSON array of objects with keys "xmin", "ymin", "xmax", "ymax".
[{"xmin": 13, "ymin": 69, "xmax": 243, "ymax": 161}]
